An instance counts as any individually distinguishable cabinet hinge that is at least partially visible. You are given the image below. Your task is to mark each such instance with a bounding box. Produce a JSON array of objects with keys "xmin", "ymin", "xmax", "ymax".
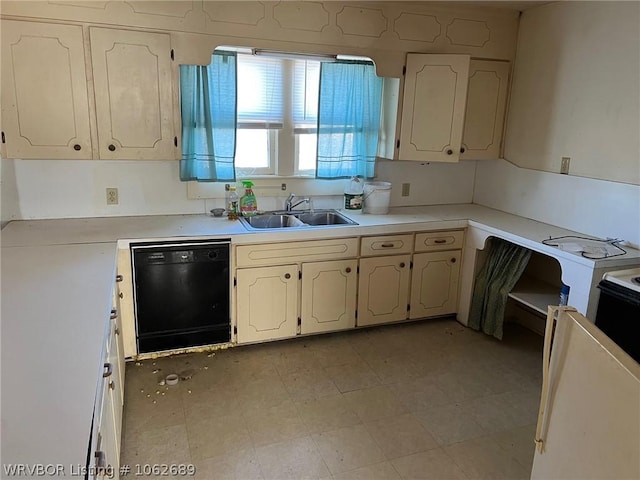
[
  {"xmin": 174, "ymin": 136, "xmax": 178, "ymax": 147},
  {"xmin": 171, "ymin": 49, "xmax": 174, "ymax": 61},
  {"xmin": 233, "ymin": 277, "xmax": 237, "ymax": 287},
  {"xmin": 396, "ymin": 139, "xmax": 400, "ymax": 149},
  {"xmin": 297, "ymin": 317, "xmax": 301, "ymax": 326},
  {"xmin": 233, "ymin": 325, "xmax": 237, "ymax": 335},
  {"xmin": 1, "ymin": 131, "xmax": 5, "ymax": 144},
  {"xmin": 402, "ymin": 65, "xmax": 406, "ymax": 76},
  {"xmin": 356, "ymin": 266, "xmax": 360, "ymax": 274},
  {"xmin": 407, "ymin": 304, "xmax": 411, "ymax": 312},
  {"xmin": 298, "ymin": 271, "xmax": 302, "ymax": 280},
  {"xmin": 355, "ymin": 310, "xmax": 358, "ymax": 319},
  {"xmin": 410, "ymin": 261, "xmax": 413, "ymax": 269}
]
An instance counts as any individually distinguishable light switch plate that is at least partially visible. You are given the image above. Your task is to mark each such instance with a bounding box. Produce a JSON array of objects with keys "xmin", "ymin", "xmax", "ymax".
[{"xmin": 561, "ymin": 157, "xmax": 570, "ymax": 175}]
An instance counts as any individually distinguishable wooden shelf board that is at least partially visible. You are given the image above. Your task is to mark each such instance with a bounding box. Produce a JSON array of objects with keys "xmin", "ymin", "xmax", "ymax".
[{"xmin": 508, "ymin": 274, "xmax": 560, "ymax": 315}]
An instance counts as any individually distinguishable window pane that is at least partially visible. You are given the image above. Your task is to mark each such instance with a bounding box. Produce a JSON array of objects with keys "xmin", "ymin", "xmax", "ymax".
[
  {"xmin": 297, "ymin": 133, "xmax": 317, "ymax": 172},
  {"xmin": 235, "ymin": 129, "xmax": 269, "ymax": 168},
  {"xmin": 237, "ymin": 54, "xmax": 283, "ymax": 126},
  {"xmin": 292, "ymin": 60, "xmax": 321, "ymax": 126}
]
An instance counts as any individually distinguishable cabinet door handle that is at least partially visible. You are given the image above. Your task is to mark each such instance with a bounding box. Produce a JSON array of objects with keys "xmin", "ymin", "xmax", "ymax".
[
  {"xmin": 450, "ymin": 257, "xmax": 457, "ymax": 264},
  {"xmin": 109, "ymin": 380, "xmax": 115, "ymax": 391},
  {"xmin": 103, "ymin": 363, "xmax": 113, "ymax": 378},
  {"xmin": 73, "ymin": 144, "xmax": 81, "ymax": 151},
  {"xmin": 110, "ymin": 308, "xmax": 118, "ymax": 320},
  {"xmin": 345, "ymin": 267, "xmax": 352, "ymax": 273},
  {"xmin": 108, "ymin": 144, "xmax": 116, "ymax": 152},
  {"xmin": 381, "ymin": 243, "xmax": 395, "ymax": 248},
  {"xmin": 434, "ymin": 239, "xmax": 447, "ymax": 244},
  {"xmin": 446, "ymin": 149, "xmax": 453, "ymax": 155},
  {"xmin": 115, "ymin": 274, "xmax": 123, "ymax": 282},
  {"xmin": 399, "ymin": 262, "xmax": 406, "ymax": 268},
  {"xmin": 114, "ymin": 326, "xmax": 120, "ymax": 336},
  {"xmin": 460, "ymin": 146, "xmax": 466, "ymax": 153},
  {"xmin": 284, "ymin": 273, "xmax": 291, "ymax": 279},
  {"xmin": 119, "ymin": 292, "xmax": 124, "ymax": 299}
]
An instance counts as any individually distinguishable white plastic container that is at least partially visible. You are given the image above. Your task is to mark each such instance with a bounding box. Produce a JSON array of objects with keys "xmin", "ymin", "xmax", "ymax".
[
  {"xmin": 363, "ymin": 181, "xmax": 392, "ymax": 214},
  {"xmin": 344, "ymin": 176, "xmax": 364, "ymax": 214}
]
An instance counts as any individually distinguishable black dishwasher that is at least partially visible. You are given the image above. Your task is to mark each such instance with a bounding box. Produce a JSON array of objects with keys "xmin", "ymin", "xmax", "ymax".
[{"xmin": 132, "ymin": 240, "xmax": 230, "ymax": 354}]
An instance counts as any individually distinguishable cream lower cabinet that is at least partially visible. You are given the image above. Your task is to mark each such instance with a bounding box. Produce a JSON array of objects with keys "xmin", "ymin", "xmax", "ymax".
[
  {"xmin": 358, "ymin": 255, "xmax": 411, "ymax": 326},
  {"xmin": 236, "ymin": 265, "xmax": 299, "ymax": 344},
  {"xmin": 301, "ymin": 259, "xmax": 357, "ymax": 334},
  {"xmin": 1, "ymin": 20, "xmax": 92, "ymax": 159},
  {"xmin": 410, "ymin": 251, "xmax": 461, "ymax": 319}
]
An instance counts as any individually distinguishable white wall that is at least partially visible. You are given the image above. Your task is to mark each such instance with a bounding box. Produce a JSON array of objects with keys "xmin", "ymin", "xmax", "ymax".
[
  {"xmin": 504, "ymin": 1, "xmax": 640, "ymax": 185},
  {"xmin": 5, "ymin": 158, "xmax": 476, "ymax": 220},
  {"xmin": 474, "ymin": 159, "xmax": 640, "ymax": 249}
]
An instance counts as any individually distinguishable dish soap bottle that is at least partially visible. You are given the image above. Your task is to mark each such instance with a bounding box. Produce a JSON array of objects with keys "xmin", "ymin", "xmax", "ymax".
[
  {"xmin": 226, "ymin": 185, "xmax": 239, "ymax": 220},
  {"xmin": 239, "ymin": 180, "xmax": 258, "ymax": 217},
  {"xmin": 344, "ymin": 176, "xmax": 364, "ymax": 214}
]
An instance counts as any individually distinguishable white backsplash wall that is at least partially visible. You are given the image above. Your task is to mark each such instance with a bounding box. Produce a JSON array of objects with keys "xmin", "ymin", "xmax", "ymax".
[
  {"xmin": 474, "ymin": 159, "xmax": 640, "ymax": 249},
  {"xmin": 4, "ymin": 157, "xmax": 476, "ymax": 221},
  {"xmin": 375, "ymin": 159, "xmax": 476, "ymax": 207},
  {"xmin": 9, "ymin": 159, "xmax": 206, "ymax": 219}
]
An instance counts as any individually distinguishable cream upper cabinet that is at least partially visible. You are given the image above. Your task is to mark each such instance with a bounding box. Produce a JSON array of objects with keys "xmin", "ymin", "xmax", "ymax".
[
  {"xmin": 398, "ymin": 54, "xmax": 470, "ymax": 162},
  {"xmin": 301, "ymin": 259, "xmax": 357, "ymax": 335},
  {"xmin": 410, "ymin": 250, "xmax": 461, "ymax": 319},
  {"xmin": 358, "ymin": 255, "xmax": 411, "ymax": 327},
  {"xmin": 236, "ymin": 265, "xmax": 299, "ymax": 344},
  {"xmin": 461, "ymin": 60, "xmax": 510, "ymax": 160},
  {"xmin": 90, "ymin": 28, "xmax": 175, "ymax": 160},
  {"xmin": 1, "ymin": 20, "xmax": 92, "ymax": 159}
]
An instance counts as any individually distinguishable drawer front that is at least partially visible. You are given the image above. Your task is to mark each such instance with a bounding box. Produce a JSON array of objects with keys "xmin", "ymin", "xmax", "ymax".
[
  {"xmin": 415, "ymin": 231, "xmax": 464, "ymax": 252},
  {"xmin": 360, "ymin": 235, "xmax": 414, "ymax": 257},
  {"xmin": 236, "ymin": 237, "xmax": 359, "ymax": 267}
]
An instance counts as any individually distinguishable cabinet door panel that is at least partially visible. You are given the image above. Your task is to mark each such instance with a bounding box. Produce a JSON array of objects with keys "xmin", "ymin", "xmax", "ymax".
[
  {"xmin": 1, "ymin": 20, "xmax": 91, "ymax": 159},
  {"xmin": 90, "ymin": 28, "xmax": 175, "ymax": 159},
  {"xmin": 236, "ymin": 265, "xmax": 298, "ymax": 343},
  {"xmin": 358, "ymin": 255, "xmax": 411, "ymax": 326},
  {"xmin": 301, "ymin": 260, "xmax": 357, "ymax": 334},
  {"xmin": 461, "ymin": 60, "xmax": 510, "ymax": 160},
  {"xmin": 410, "ymin": 251, "xmax": 461, "ymax": 319},
  {"xmin": 399, "ymin": 54, "xmax": 470, "ymax": 162}
]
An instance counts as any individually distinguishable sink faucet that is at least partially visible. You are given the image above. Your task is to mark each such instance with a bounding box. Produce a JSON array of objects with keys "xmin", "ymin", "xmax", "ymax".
[{"xmin": 285, "ymin": 193, "xmax": 311, "ymax": 212}]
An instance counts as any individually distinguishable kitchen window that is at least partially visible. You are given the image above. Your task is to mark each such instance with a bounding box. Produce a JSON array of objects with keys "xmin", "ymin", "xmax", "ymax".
[{"xmin": 235, "ymin": 51, "xmax": 321, "ymax": 177}]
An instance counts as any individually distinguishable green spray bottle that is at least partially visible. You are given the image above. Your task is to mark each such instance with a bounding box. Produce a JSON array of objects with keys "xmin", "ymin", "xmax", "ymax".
[{"xmin": 239, "ymin": 180, "xmax": 258, "ymax": 217}]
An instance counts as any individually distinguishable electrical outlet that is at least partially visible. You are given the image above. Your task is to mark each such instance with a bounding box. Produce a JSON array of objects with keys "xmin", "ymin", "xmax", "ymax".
[
  {"xmin": 401, "ymin": 183, "xmax": 411, "ymax": 197},
  {"xmin": 561, "ymin": 157, "xmax": 570, "ymax": 175},
  {"xmin": 106, "ymin": 188, "xmax": 119, "ymax": 205}
]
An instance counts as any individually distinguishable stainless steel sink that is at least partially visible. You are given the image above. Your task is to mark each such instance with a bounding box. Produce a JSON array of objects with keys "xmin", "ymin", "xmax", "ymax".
[
  {"xmin": 239, "ymin": 209, "xmax": 357, "ymax": 230},
  {"xmin": 296, "ymin": 211, "xmax": 354, "ymax": 226},
  {"xmin": 241, "ymin": 214, "xmax": 305, "ymax": 229}
]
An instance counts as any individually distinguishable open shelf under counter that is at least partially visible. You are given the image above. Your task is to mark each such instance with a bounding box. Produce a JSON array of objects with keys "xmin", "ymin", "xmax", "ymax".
[{"xmin": 508, "ymin": 274, "xmax": 561, "ymax": 316}]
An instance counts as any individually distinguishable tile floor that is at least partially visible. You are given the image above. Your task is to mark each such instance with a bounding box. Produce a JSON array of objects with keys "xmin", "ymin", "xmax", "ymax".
[{"xmin": 121, "ymin": 318, "xmax": 543, "ymax": 479}]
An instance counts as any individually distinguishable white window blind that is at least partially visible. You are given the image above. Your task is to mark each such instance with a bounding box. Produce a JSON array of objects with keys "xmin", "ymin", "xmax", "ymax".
[
  {"xmin": 292, "ymin": 59, "xmax": 321, "ymax": 130},
  {"xmin": 236, "ymin": 54, "xmax": 283, "ymax": 128}
]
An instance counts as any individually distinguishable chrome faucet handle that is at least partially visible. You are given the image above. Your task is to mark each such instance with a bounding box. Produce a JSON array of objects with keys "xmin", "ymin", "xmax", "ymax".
[{"xmin": 285, "ymin": 193, "xmax": 296, "ymax": 211}]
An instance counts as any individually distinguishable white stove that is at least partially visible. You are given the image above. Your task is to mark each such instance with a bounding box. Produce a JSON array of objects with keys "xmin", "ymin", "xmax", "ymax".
[{"xmin": 602, "ymin": 267, "xmax": 640, "ymax": 294}]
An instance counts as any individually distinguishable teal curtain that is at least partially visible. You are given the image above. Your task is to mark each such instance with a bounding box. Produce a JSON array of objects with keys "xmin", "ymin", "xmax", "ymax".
[
  {"xmin": 316, "ymin": 61, "xmax": 383, "ymax": 179},
  {"xmin": 180, "ymin": 51, "xmax": 237, "ymax": 182},
  {"xmin": 469, "ymin": 238, "xmax": 532, "ymax": 340}
]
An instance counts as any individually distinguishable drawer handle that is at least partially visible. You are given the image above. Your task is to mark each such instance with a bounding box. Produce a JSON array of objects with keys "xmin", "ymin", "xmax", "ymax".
[
  {"xmin": 115, "ymin": 274, "xmax": 123, "ymax": 282},
  {"xmin": 434, "ymin": 239, "xmax": 447, "ymax": 244},
  {"xmin": 345, "ymin": 267, "xmax": 352, "ymax": 273},
  {"xmin": 110, "ymin": 308, "xmax": 118, "ymax": 320},
  {"xmin": 399, "ymin": 262, "xmax": 406, "ymax": 268},
  {"xmin": 103, "ymin": 363, "xmax": 113, "ymax": 378},
  {"xmin": 284, "ymin": 273, "xmax": 291, "ymax": 280},
  {"xmin": 450, "ymin": 257, "xmax": 457, "ymax": 264},
  {"xmin": 381, "ymin": 243, "xmax": 395, "ymax": 248}
]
